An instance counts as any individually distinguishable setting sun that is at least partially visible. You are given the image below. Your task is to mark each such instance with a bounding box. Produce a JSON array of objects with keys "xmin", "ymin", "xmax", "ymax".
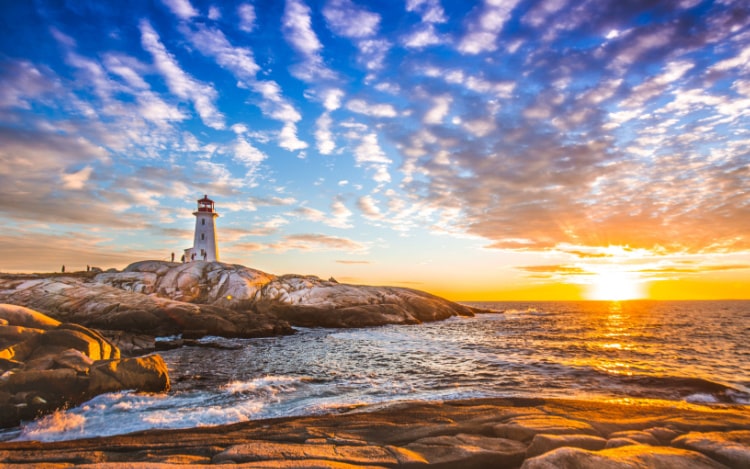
[{"xmin": 588, "ymin": 270, "xmax": 644, "ymax": 301}]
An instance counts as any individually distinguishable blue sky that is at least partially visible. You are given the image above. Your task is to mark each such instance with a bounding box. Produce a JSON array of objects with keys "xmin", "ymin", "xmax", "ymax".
[{"xmin": 1, "ymin": 0, "xmax": 749, "ymax": 299}]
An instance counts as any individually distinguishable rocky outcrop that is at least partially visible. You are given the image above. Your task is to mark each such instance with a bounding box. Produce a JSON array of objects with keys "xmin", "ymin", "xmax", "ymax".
[
  {"xmin": 0, "ymin": 305, "xmax": 169, "ymax": 428},
  {"xmin": 0, "ymin": 274, "xmax": 293, "ymax": 339},
  {"xmin": 252, "ymin": 275, "xmax": 480, "ymax": 327},
  {"xmin": 98, "ymin": 261, "xmax": 484, "ymax": 328},
  {"xmin": 0, "ymin": 398, "xmax": 748, "ymax": 467},
  {"xmin": 96, "ymin": 260, "xmax": 275, "ymax": 309},
  {"xmin": 1, "ymin": 261, "xmax": 486, "ymax": 334}
]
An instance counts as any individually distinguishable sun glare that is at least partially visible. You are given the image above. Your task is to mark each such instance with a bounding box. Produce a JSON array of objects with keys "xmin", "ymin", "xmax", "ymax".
[{"xmin": 588, "ymin": 270, "xmax": 644, "ymax": 301}]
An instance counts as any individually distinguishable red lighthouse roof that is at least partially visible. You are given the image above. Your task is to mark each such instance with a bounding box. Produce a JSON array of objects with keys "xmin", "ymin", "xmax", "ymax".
[{"xmin": 197, "ymin": 194, "xmax": 215, "ymax": 212}]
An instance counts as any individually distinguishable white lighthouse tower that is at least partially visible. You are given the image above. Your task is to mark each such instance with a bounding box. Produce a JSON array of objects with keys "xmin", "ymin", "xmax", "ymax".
[{"xmin": 184, "ymin": 195, "xmax": 219, "ymax": 262}]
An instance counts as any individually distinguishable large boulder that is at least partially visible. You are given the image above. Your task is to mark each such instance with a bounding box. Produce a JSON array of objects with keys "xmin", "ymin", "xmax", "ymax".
[{"xmin": 0, "ymin": 306, "xmax": 170, "ymax": 428}]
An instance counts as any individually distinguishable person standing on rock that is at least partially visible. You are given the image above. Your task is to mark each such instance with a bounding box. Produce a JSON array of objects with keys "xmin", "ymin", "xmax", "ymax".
[
  {"xmin": 61, "ymin": 265, "xmax": 65, "ymax": 273},
  {"xmin": 171, "ymin": 252, "xmax": 175, "ymax": 262}
]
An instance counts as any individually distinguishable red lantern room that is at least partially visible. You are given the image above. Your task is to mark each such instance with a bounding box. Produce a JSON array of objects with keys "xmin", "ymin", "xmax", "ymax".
[{"xmin": 197, "ymin": 194, "xmax": 215, "ymax": 213}]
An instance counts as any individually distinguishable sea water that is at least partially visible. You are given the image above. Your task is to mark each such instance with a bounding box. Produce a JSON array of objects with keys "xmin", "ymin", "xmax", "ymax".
[{"xmin": 6, "ymin": 300, "xmax": 750, "ymax": 442}]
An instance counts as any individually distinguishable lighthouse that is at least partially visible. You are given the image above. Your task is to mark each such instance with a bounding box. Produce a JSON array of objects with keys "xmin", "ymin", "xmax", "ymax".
[{"xmin": 184, "ymin": 195, "xmax": 219, "ymax": 262}]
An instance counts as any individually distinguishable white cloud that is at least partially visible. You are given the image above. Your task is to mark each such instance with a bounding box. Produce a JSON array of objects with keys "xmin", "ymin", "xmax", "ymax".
[
  {"xmin": 208, "ymin": 6, "xmax": 221, "ymax": 20},
  {"xmin": 323, "ymin": 0, "xmax": 380, "ymax": 39},
  {"xmin": 233, "ymin": 137, "xmax": 267, "ymax": 166},
  {"xmin": 0, "ymin": 60, "xmax": 59, "ymax": 110},
  {"xmin": 321, "ymin": 88, "xmax": 344, "ymax": 110},
  {"xmin": 283, "ymin": 0, "xmax": 334, "ymax": 81},
  {"xmin": 136, "ymin": 91, "xmax": 187, "ymax": 124},
  {"xmin": 139, "ymin": 20, "xmax": 225, "ymax": 129},
  {"xmin": 103, "ymin": 54, "xmax": 149, "ymax": 90},
  {"xmin": 356, "ymin": 39, "xmax": 391, "ymax": 71},
  {"xmin": 406, "ymin": 0, "xmax": 447, "ymax": 23},
  {"xmin": 346, "ymin": 99, "xmax": 397, "ymax": 117},
  {"xmin": 61, "ymin": 165, "xmax": 94, "ymax": 190},
  {"xmin": 182, "ymin": 24, "xmax": 307, "ymax": 150},
  {"xmin": 161, "ymin": 0, "xmax": 198, "ymax": 20},
  {"xmin": 402, "ymin": 24, "xmax": 444, "ymax": 49},
  {"xmin": 354, "ymin": 133, "xmax": 391, "ymax": 183},
  {"xmin": 522, "ymin": 0, "xmax": 568, "ymax": 28},
  {"xmin": 458, "ymin": 0, "xmax": 521, "ymax": 54},
  {"xmin": 424, "ymin": 95, "xmax": 452, "ymax": 124},
  {"xmin": 355, "ymin": 133, "xmax": 391, "ymax": 164},
  {"xmin": 279, "ymin": 122, "xmax": 308, "ymax": 151},
  {"xmin": 316, "ymin": 113, "xmax": 336, "ymax": 154},
  {"xmin": 237, "ymin": 3, "xmax": 256, "ymax": 32},
  {"xmin": 709, "ymin": 44, "xmax": 750, "ymax": 73},
  {"xmin": 330, "ymin": 199, "xmax": 353, "ymax": 228}
]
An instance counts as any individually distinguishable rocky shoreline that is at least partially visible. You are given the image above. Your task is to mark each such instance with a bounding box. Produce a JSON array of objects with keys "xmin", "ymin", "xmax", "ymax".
[
  {"xmin": 0, "ymin": 261, "xmax": 489, "ymax": 428},
  {"xmin": 1, "ymin": 397, "xmax": 748, "ymax": 467},
  {"xmin": 1, "ymin": 261, "xmax": 486, "ymax": 345}
]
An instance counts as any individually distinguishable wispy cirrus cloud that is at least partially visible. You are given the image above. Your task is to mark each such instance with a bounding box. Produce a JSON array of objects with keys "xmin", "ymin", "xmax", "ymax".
[{"xmin": 139, "ymin": 20, "xmax": 225, "ymax": 129}]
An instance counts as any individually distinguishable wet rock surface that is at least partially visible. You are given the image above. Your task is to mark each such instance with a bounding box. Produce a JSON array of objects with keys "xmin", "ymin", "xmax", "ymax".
[
  {"xmin": 1, "ymin": 398, "xmax": 748, "ymax": 467},
  {"xmin": 0, "ymin": 305, "xmax": 170, "ymax": 428}
]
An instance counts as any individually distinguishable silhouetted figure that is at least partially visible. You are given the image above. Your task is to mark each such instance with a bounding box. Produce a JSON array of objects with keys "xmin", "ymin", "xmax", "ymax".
[
  {"xmin": 61, "ymin": 265, "xmax": 65, "ymax": 273},
  {"xmin": 171, "ymin": 252, "xmax": 175, "ymax": 262}
]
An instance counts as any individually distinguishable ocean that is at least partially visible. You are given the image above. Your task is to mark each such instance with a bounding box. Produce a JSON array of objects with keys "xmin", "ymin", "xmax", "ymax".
[{"xmin": 6, "ymin": 300, "xmax": 749, "ymax": 442}]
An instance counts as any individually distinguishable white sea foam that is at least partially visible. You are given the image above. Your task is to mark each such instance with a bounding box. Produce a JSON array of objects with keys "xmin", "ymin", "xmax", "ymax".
[
  {"xmin": 16, "ymin": 410, "xmax": 87, "ymax": 441},
  {"xmin": 222, "ymin": 375, "xmax": 302, "ymax": 395},
  {"xmin": 685, "ymin": 393, "xmax": 720, "ymax": 404}
]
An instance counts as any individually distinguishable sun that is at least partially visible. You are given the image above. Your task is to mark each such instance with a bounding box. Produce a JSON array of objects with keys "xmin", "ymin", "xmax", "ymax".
[{"xmin": 588, "ymin": 270, "xmax": 644, "ymax": 301}]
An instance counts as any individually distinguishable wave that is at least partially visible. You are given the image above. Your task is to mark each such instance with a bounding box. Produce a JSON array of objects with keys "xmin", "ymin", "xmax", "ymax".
[{"xmin": 592, "ymin": 370, "xmax": 750, "ymax": 404}]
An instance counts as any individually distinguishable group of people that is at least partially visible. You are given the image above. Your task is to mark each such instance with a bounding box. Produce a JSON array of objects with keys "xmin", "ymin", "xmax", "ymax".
[{"xmin": 174, "ymin": 251, "xmax": 207, "ymax": 263}]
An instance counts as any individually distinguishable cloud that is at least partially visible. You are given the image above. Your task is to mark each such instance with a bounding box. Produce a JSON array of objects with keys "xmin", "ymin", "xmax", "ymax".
[
  {"xmin": 161, "ymin": 0, "xmax": 198, "ymax": 20},
  {"xmin": 233, "ymin": 137, "xmax": 267, "ymax": 167},
  {"xmin": 353, "ymin": 133, "xmax": 391, "ymax": 183},
  {"xmin": 290, "ymin": 198, "xmax": 352, "ymax": 229},
  {"xmin": 179, "ymin": 23, "xmax": 307, "ymax": 151},
  {"xmin": 139, "ymin": 20, "xmax": 225, "ymax": 129},
  {"xmin": 357, "ymin": 195, "xmax": 382, "ymax": 220},
  {"xmin": 517, "ymin": 265, "xmax": 590, "ymax": 276},
  {"xmin": 406, "ymin": 0, "xmax": 446, "ymax": 23},
  {"xmin": 270, "ymin": 233, "xmax": 367, "ymax": 252},
  {"xmin": 237, "ymin": 3, "xmax": 256, "ymax": 32},
  {"xmin": 402, "ymin": 24, "xmax": 444, "ymax": 49},
  {"xmin": 315, "ymin": 113, "xmax": 336, "ymax": 154},
  {"xmin": 323, "ymin": 0, "xmax": 380, "ymax": 39},
  {"xmin": 242, "ymin": 217, "xmax": 289, "ymax": 236},
  {"xmin": 0, "ymin": 60, "xmax": 60, "ymax": 110},
  {"xmin": 282, "ymin": 0, "xmax": 334, "ymax": 81},
  {"xmin": 0, "ymin": 231, "xmax": 161, "ymax": 273},
  {"xmin": 61, "ymin": 165, "xmax": 94, "ymax": 190},
  {"xmin": 346, "ymin": 99, "xmax": 397, "ymax": 117},
  {"xmin": 458, "ymin": 0, "xmax": 521, "ymax": 54},
  {"xmin": 336, "ymin": 259, "xmax": 371, "ymax": 264},
  {"xmin": 424, "ymin": 95, "xmax": 452, "ymax": 124}
]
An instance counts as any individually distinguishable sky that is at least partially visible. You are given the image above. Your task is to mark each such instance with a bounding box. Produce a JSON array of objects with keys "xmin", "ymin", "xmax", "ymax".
[{"xmin": 1, "ymin": 0, "xmax": 749, "ymax": 301}]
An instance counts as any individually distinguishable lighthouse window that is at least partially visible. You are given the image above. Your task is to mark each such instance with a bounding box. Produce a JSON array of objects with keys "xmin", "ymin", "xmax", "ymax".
[
  {"xmin": 202, "ymin": 219, "xmax": 205, "ymax": 226},
  {"xmin": 201, "ymin": 233, "xmax": 205, "ymax": 240}
]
